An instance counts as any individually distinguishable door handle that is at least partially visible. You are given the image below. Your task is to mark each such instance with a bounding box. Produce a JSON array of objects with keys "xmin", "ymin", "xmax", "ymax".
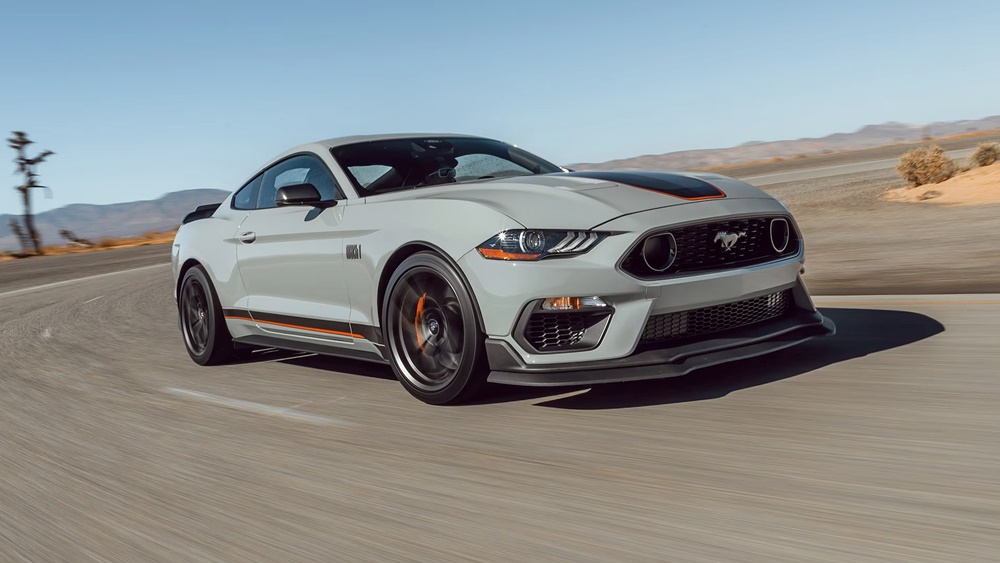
[{"xmin": 237, "ymin": 231, "xmax": 256, "ymax": 244}]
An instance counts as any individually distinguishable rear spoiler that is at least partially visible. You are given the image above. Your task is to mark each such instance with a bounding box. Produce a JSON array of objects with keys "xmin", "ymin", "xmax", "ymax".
[{"xmin": 182, "ymin": 203, "xmax": 223, "ymax": 225}]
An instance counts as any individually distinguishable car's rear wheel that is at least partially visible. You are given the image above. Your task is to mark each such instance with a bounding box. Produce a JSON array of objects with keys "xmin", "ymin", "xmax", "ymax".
[
  {"xmin": 179, "ymin": 265, "xmax": 235, "ymax": 365},
  {"xmin": 384, "ymin": 252, "xmax": 487, "ymax": 405}
]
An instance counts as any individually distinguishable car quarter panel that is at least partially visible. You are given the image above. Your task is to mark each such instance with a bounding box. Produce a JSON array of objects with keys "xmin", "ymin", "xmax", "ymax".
[{"xmin": 172, "ymin": 195, "xmax": 249, "ymax": 312}]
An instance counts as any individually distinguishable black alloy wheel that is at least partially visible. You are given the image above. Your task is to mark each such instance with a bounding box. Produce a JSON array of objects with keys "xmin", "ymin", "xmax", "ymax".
[
  {"xmin": 179, "ymin": 266, "xmax": 235, "ymax": 365},
  {"xmin": 384, "ymin": 252, "xmax": 487, "ymax": 404}
]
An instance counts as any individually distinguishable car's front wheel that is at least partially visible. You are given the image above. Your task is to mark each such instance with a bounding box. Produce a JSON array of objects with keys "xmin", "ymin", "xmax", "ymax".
[
  {"xmin": 179, "ymin": 265, "xmax": 235, "ymax": 365},
  {"xmin": 383, "ymin": 252, "xmax": 488, "ymax": 405}
]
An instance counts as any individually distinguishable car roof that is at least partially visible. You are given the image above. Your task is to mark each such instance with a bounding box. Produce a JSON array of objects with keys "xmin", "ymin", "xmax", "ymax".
[{"xmin": 313, "ymin": 133, "xmax": 492, "ymax": 149}]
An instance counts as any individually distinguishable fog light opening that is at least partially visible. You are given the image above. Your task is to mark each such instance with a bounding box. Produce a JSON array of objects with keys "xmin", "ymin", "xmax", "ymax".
[{"xmin": 541, "ymin": 296, "xmax": 608, "ymax": 311}]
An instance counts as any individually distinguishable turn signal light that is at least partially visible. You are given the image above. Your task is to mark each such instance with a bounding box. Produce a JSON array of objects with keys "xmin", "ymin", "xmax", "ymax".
[
  {"xmin": 541, "ymin": 296, "xmax": 608, "ymax": 310},
  {"xmin": 477, "ymin": 248, "xmax": 542, "ymax": 261}
]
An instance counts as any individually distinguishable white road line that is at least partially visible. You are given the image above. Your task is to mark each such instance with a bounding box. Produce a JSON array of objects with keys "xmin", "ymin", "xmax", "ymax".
[
  {"xmin": 0, "ymin": 263, "xmax": 169, "ymax": 299},
  {"xmin": 83, "ymin": 295, "xmax": 105, "ymax": 304},
  {"xmin": 163, "ymin": 387, "xmax": 355, "ymax": 427}
]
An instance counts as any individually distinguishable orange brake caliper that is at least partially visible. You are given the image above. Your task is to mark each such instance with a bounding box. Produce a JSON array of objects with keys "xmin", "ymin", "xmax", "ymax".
[{"xmin": 415, "ymin": 293, "xmax": 427, "ymax": 350}]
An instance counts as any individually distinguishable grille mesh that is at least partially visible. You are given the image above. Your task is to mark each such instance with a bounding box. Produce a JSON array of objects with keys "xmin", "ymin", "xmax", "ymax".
[
  {"xmin": 641, "ymin": 290, "xmax": 793, "ymax": 345},
  {"xmin": 621, "ymin": 217, "xmax": 798, "ymax": 278},
  {"xmin": 523, "ymin": 312, "xmax": 610, "ymax": 351}
]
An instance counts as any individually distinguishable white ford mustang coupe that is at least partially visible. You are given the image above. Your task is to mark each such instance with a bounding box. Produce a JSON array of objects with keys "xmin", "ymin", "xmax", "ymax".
[{"xmin": 172, "ymin": 134, "xmax": 834, "ymax": 404}]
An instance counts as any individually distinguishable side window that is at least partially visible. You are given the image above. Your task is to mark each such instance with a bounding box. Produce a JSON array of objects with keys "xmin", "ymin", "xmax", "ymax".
[
  {"xmin": 258, "ymin": 154, "xmax": 340, "ymax": 209},
  {"xmin": 232, "ymin": 175, "xmax": 262, "ymax": 210}
]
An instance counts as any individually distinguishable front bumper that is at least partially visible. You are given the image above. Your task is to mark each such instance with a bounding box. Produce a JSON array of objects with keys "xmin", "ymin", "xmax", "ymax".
[
  {"xmin": 486, "ymin": 308, "xmax": 835, "ymax": 386},
  {"xmin": 457, "ymin": 198, "xmax": 835, "ymax": 386}
]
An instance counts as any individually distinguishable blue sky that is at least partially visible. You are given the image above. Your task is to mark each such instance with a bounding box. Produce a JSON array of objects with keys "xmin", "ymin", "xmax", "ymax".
[{"xmin": 1, "ymin": 0, "xmax": 998, "ymax": 214}]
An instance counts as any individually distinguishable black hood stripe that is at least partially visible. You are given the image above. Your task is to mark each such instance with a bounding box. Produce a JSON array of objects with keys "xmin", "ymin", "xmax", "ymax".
[{"xmin": 560, "ymin": 171, "xmax": 725, "ymax": 200}]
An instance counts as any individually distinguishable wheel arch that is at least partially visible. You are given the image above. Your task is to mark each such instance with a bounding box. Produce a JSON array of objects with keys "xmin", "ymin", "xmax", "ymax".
[
  {"xmin": 376, "ymin": 241, "xmax": 486, "ymax": 334},
  {"xmin": 176, "ymin": 258, "xmax": 204, "ymax": 302}
]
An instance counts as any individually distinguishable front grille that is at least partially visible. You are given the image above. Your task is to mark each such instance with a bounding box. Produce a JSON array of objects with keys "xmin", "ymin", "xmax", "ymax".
[
  {"xmin": 523, "ymin": 311, "xmax": 610, "ymax": 352},
  {"xmin": 640, "ymin": 290, "xmax": 793, "ymax": 345},
  {"xmin": 621, "ymin": 216, "xmax": 799, "ymax": 278}
]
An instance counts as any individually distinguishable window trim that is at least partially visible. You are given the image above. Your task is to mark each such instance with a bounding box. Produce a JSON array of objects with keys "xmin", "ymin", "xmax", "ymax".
[
  {"xmin": 230, "ymin": 174, "xmax": 263, "ymax": 210},
  {"xmin": 231, "ymin": 151, "xmax": 347, "ymax": 211}
]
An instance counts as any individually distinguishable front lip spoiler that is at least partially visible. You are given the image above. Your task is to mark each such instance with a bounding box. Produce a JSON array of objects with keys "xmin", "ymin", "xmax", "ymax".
[{"xmin": 485, "ymin": 312, "xmax": 835, "ymax": 387}]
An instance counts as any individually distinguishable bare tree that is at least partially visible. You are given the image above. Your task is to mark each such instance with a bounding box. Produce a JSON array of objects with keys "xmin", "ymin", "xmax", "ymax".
[
  {"xmin": 7, "ymin": 131, "xmax": 54, "ymax": 255},
  {"xmin": 9, "ymin": 218, "xmax": 30, "ymax": 253}
]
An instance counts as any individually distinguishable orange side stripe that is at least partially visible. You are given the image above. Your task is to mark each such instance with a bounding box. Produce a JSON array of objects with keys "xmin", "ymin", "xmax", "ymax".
[{"xmin": 224, "ymin": 315, "xmax": 364, "ymax": 339}]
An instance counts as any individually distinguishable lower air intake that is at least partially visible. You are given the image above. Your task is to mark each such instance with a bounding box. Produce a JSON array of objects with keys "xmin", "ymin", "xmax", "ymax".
[{"xmin": 641, "ymin": 290, "xmax": 793, "ymax": 345}]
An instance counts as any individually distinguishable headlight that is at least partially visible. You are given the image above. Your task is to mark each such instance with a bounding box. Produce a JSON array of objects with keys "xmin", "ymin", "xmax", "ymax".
[{"xmin": 477, "ymin": 229, "xmax": 606, "ymax": 261}]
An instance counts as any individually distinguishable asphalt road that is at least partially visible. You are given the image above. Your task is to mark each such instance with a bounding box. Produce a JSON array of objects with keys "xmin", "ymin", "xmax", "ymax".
[
  {"xmin": 0, "ymin": 244, "xmax": 170, "ymax": 294},
  {"xmin": 2, "ymin": 259, "xmax": 999, "ymax": 561}
]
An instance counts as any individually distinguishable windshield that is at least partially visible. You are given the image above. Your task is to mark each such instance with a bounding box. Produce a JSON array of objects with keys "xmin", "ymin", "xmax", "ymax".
[{"xmin": 330, "ymin": 137, "xmax": 563, "ymax": 195}]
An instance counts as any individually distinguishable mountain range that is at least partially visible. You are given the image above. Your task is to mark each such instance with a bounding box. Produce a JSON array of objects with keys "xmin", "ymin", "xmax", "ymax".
[
  {"xmin": 571, "ymin": 115, "xmax": 1000, "ymax": 171},
  {"xmin": 0, "ymin": 189, "xmax": 229, "ymax": 252}
]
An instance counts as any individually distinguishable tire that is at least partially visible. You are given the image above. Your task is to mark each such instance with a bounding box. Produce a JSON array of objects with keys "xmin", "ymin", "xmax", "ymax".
[
  {"xmin": 179, "ymin": 265, "xmax": 236, "ymax": 366},
  {"xmin": 383, "ymin": 252, "xmax": 488, "ymax": 405}
]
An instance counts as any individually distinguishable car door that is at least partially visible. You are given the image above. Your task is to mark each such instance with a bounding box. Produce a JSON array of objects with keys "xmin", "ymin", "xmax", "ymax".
[{"xmin": 235, "ymin": 153, "xmax": 356, "ymax": 343}]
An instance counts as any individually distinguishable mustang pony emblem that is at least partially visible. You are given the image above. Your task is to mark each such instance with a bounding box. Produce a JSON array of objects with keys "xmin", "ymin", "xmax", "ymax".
[{"xmin": 714, "ymin": 230, "xmax": 746, "ymax": 251}]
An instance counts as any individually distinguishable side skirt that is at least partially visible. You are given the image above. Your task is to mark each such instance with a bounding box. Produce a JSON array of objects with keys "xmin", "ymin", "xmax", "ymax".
[{"xmin": 233, "ymin": 334, "xmax": 390, "ymax": 365}]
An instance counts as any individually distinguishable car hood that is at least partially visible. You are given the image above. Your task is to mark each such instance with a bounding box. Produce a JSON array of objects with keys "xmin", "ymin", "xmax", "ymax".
[{"xmin": 405, "ymin": 171, "xmax": 774, "ymax": 229}]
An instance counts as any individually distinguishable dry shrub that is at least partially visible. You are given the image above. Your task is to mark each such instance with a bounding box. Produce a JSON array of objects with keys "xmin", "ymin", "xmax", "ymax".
[
  {"xmin": 5, "ymin": 230, "xmax": 179, "ymax": 262},
  {"xmin": 967, "ymin": 142, "xmax": 1000, "ymax": 168},
  {"xmin": 896, "ymin": 145, "xmax": 957, "ymax": 186}
]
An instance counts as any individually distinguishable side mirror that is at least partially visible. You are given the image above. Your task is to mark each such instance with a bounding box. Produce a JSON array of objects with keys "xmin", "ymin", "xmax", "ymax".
[{"xmin": 274, "ymin": 183, "xmax": 336, "ymax": 207}]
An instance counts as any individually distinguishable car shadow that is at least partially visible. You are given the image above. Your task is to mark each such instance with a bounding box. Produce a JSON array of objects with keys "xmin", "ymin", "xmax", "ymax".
[
  {"xmin": 268, "ymin": 350, "xmax": 580, "ymax": 405},
  {"xmin": 234, "ymin": 308, "xmax": 943, "ymax": 408},
  {"xmin": 530, "ymin": 308, "xmax": 944, "ymax": 409}
]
